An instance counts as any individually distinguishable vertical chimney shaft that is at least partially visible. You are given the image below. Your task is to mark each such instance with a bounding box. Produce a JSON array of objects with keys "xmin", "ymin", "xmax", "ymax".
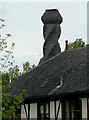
[{"xmin": 39, "ymin": 9, "xmax": 63, "ymax": 64}]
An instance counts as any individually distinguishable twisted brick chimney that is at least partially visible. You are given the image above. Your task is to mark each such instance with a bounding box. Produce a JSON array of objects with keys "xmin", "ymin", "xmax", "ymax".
[{"xmin": 39, "ymin": 9, "xmax": 63, "ymax": 64}]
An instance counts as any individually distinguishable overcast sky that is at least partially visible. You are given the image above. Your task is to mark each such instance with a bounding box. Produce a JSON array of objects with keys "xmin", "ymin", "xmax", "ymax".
[{"xmin": 0, "ymin": 1, "xmax": 87, "ymax": 70}]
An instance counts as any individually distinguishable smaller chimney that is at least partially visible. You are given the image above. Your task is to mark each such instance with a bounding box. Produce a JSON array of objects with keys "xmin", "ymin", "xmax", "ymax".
[{"xmin": 65, "ymin": 40, "xmax": 68, "ymax": 51}]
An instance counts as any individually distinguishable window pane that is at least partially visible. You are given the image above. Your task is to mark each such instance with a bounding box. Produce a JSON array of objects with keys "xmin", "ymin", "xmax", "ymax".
[
  {"xmin": 46, "ymin": 103, "xmax": 49, "ymax": 114},
  {"xmin": 40, "ymin": 105, "xmax": 44, "ymax": 114},
  {"xmin": 71, "ymin": 100, "xmax": 74, "ymax": 119},
  {"xmin": 76, "ymin": 99, "xmax": 81, "ymax": 110},
  {"xmin": 65, "ymin": 101, "xmax": 69, "ymax": 112},
  {"xmin": 66, "ymin": 112, "xmax": 69, "ymax": 119},
  {"xmin": 71, "ymin": 112, "xmax": 74, "ymax": 120},
  {"xmin": 41, "ymin": 114, "xmax": 44, "ymax": 120},
  {"xmin": 38, "ymin": 103, "xmax": 49, "ymax": 120},
  {"xmin": 71, "ymin": 100, "xmax": 74, "ymax": 112},
  {"xmin": 65, "ymin": 101, "xmax": 69, "ymax": 119},
  {"xmin": 45, "ymin": 114, "xmax": 49, "ymax": 120},
  {"xmin": 62, "ymin": 99, "xmax": 82, "ymax": 120},
  {"xmin": 45, "ymin": 103, "xmax": 49, "ymax": 119}
]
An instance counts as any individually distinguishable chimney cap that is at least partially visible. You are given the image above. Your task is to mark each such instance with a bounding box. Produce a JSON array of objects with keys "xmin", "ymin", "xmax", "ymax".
[
  {"xmin": 46, "ymin": 9, "xmax": 59, "ymax": 11},
  {"xmin": 41, "ymin": 9, "xmax": 63, "ymax": 24},
  {"xmin": 65, "ymin": 40, "xmax": 68, "ymax": 43}
]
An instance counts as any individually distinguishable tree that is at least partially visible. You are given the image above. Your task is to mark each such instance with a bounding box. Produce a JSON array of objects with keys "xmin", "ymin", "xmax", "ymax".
[
  {"xmin": 2, "ymin": 65, "xmax": 21, "ymax": 90},
  {"xmin": 2, "ymin": 62, "xmax": 35, "ymax": 91},
  {"xmin": 0, "ymin": 18, "xmax": 15, "ymax": 119},
  {"xmin": 8, "ymin": 65, "xmax": 21, "ymax": 82},
  {"xmin": 0, "ymin": 19, "xmax": 29, "ymax": 119},
  {"xmin": 0, "ymin": 19, "xmax": 15, "ymax": 71},
  {"xmin": 2, "ymin": 93, "xmax": 24, "ymax": 119},
  {"xmin": 2, "ymin": 62, "xmax": 35, "ymax": 119},
  {"xmin": 68, "ymin": 38, "xmax": 85, "ymax": 49},
  {"xmin": 86, "ymin": 44, "xmax": 89, "ymax": 47},
  {"xmin": 2, "ymin": 72, "xmax": 10, "ymax": 90},
  {"xmin": 23, "ymin": 61, "xmax": 31, "ymax": 73},
  {"xmin": 22, "ymin": 61, "xmax": 35, "ymax": 73}
]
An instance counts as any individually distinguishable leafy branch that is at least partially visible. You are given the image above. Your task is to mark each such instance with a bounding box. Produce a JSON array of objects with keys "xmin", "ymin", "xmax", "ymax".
[
  {"xmin": 2, "ymin": 93, "xmax": 24, "ymax": 119},
  {"xmin": 0, "ymin": 19, "xmax": 15, "ymax": 71}
]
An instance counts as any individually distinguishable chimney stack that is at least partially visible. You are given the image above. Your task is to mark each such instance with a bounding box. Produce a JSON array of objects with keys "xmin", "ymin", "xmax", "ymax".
[
  {"xmin": 65, "ymin": 40, "xmax": 68, "ymax": 51},
  {"xmin": 39, "ymin": 9, "xmax": 63, "ymax": 64}
]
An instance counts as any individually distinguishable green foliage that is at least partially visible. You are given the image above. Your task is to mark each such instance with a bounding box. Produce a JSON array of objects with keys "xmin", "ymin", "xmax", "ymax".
[
  {"xmin": 2, "ymin": 62, "xmax": 35, "ymax": 118},
  {"xmin": 32, "ymin": 64, "xmax": 35, "ymax": 69},
  {"xmin": 23, "ymin": 61, "xmax": 31, "ymax": 73},
  {"xmin": 8, "ymin": 65, "xmax": 21, "ymax": 82},
  {"xmin": 2, "ymin": 73, "xmax": 10, "ymax": 90},
  {"xmin": 2, "ymin": 62, "xmax": 35, "ymax": 90},
  {"xmin": 86, "ymin": 44, "xmax": 89, "ymax": 47},
  {"xmin": 68, "ymin": 38, "xmax": 85, "ymax": 49},
  {"xmin": 2, "ymin": 93, "xmax": 24, "ymax": 119},
  {"xmin": 23, "ymin": 61, "xmax": 35, "ymax": 73},
  {"xmin": 0, "ymin": 19, "xmax": 15, "ymax": 71},
  {"xmin": 0, "ymin": 19, "xmax": 35, "ymax": 119},
  {"xmin": 21, "ymin": 89, "xmax": 26, "ymax": 92}
]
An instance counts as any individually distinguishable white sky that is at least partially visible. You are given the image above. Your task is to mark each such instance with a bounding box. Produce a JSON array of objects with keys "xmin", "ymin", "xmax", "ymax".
[
  {"xmin": 0, "ymin": 0, "xmax": 88, "ymax": 2},
  {"xmin": 0, "ymin": 1, "xmax": 87, "ymax": 68}
]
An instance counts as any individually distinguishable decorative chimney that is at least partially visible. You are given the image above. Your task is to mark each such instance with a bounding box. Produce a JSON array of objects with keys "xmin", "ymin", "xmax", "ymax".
[{"xmin": 39, "ymin": 9, "xmax": 63, "ymax": 64}]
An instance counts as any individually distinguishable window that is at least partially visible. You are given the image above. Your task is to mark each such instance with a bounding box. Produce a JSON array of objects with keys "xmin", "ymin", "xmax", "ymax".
[
  {"xmin": 37, "ymin": 102, "xmax": 50, "ymax": 120},
  {"xmin": 62, "ymin": 99, "xmax": 82, "ymax": 120}
]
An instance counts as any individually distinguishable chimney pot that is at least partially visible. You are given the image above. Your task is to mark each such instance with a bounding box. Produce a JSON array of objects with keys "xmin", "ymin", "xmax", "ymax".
[{"xmin": 65, "ymin": 40, "xmax": 68, "ymax": 51}]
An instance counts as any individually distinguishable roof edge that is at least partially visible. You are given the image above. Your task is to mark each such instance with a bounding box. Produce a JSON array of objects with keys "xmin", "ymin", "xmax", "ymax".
[{"xmin": 24, "ymin": 90, "xmax": 89, "ymax": 103}]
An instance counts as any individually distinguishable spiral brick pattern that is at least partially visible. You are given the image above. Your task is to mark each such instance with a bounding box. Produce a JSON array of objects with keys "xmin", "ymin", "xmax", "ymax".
[{"xmin": 39, "ymin": 9, "xmax": 63, "ymax": 64}]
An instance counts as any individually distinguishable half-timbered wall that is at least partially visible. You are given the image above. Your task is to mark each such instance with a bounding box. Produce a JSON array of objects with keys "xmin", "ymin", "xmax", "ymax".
[
  {"xmin": 49, "ymin": 101, "xmax": 62, "ymax": 119},
  {"xmin": 21, "ymin": 101, "xmax": 62, "ymax": 119},
  {"xmin": 50, "ymin": 101, "xmax": 55, "ymax": 118},
  {"xmin": 82, "ymin": 98, "xmax": 87, "ymax": 119},
  {"xmin": 21, "ymin": 104, "xmax": 28, "ymax": 119},
  {"xmin": 56, "ymin": 101, "xmax": 62, "ymax": 118},
  {"xmin": 30, "ymin": 103, "xmax": 37, "ymax": 118},
  {"xmin": 21, "ymin": 98, "xmax": 88, "ymax": 119}
]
